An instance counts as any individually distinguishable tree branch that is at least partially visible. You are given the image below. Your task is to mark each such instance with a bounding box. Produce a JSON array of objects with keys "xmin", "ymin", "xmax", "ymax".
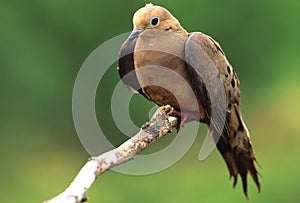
[{"xmin": 44, "ymin": 105, "xmax": 177, "ymax": 203}]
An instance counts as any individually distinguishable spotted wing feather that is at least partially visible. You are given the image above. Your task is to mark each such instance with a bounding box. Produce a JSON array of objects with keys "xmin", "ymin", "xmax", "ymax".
[{"xmin": 185, "ymin": 32, "xmax": 260, "ymax": 196}]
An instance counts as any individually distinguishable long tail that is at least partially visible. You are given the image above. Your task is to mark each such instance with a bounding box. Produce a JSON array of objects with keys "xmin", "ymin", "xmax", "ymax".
[{"xmin": 211, "ymin": 104, "xmax": 260, "ymax": 197}]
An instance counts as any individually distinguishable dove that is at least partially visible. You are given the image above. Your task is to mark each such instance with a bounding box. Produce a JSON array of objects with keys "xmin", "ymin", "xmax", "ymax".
[{"xmin": 118, "ymin": 4, "xmax": 260, "ymax": 197}]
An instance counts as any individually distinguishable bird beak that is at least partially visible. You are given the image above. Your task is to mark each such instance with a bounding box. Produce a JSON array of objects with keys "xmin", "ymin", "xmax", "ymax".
[
  {"xmin": 133, "ymin": 29, "xmax": 145, "ymax": 34},
  {"xmin": 127, "ymin": 29, "xmax": 144, "ymax": 41}
]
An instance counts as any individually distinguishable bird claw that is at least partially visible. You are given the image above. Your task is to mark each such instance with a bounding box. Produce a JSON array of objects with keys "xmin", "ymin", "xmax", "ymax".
[
  {"xmin": 176, "ymin": 115, "xmax": 188, "ymax": 132},
  {"xmin": 168, "ymin": 109, "xmax": 198, "ymax": 132}
]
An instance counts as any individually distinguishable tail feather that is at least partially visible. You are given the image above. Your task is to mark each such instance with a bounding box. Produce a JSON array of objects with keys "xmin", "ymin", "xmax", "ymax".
[
  {"xmin": 236, "ymin": 151, "xmax": 251, "ymax": 197},
  {"xmin": 210, "ymin": 104, "xmax": 260, "ymax": 197},
  {"xmin": 236, "ymin": 149, "xmax": 261, "ymax": 191}
]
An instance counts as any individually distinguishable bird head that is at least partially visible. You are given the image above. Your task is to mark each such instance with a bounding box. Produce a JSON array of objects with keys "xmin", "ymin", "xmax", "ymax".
[{"xmin": 132, "ymin": 4, "xmax": 187, "ymax": 35}]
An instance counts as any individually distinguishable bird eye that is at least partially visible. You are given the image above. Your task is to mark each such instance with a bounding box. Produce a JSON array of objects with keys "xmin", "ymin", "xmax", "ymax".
[{"xmin": 149, "ymin": 16, "xmax": 160, "ymax": 27}]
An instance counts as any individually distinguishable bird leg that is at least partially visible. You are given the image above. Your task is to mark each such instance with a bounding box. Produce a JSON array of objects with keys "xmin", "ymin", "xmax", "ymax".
[{"xmin": 169, "ymin": 109, "xmax": 199, "ymax": 132}]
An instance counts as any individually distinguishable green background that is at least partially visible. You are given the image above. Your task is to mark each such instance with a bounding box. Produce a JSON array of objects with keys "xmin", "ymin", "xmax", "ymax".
[{"xmin": 1, "ymin": 0, "xmax": 299, "ymax": 202}]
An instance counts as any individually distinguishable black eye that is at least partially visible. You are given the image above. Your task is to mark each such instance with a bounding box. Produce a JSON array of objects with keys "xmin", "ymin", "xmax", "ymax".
[{"xmin": 149, "ymin": 16, "xmax": 160, "ymax": 27}]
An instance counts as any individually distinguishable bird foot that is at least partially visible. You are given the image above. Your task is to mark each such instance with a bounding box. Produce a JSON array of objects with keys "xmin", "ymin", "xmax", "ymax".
[{"xmin": 169, "ymin": 110, "xmax": 199, "ymax": 132}]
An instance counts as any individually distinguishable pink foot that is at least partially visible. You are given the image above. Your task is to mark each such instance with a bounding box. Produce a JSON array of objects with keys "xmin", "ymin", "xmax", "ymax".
[{"xmin": 169, "ymin": 110, "xmax": 199, "ymax": 132}]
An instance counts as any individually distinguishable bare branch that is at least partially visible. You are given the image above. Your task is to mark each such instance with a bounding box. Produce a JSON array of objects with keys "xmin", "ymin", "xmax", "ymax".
[{"xmin": 44, "ymin": 105, "xmax": 177, "ymax": 203}]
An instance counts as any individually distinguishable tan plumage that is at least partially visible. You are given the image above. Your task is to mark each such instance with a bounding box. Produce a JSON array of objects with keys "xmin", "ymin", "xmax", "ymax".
[{"xmin": 118, "ymin": 4, "xmax": 260, "ymax": 197}]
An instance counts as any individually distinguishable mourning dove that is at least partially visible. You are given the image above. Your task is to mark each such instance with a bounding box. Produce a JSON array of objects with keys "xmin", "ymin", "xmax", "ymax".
[{"xmin": 118, "ymin": 4, "xmax": 260, "ymax": 197}]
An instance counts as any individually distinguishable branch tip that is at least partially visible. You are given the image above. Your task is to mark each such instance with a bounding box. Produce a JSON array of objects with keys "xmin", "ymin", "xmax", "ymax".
[{"xmin": 44, "ymin": 105, "xmax": 178, "ymax": 203}]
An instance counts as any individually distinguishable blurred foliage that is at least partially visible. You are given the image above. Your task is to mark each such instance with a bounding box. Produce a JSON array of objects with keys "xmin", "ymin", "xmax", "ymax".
[{"xmin": 1, "ymin": 0, "xmax": 300, "ymax": 203}]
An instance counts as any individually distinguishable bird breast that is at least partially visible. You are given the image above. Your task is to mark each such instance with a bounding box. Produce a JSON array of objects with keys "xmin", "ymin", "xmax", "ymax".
[{"xmin": 134, "ymin": 29, "xmax": 201, "ymax": 113}]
